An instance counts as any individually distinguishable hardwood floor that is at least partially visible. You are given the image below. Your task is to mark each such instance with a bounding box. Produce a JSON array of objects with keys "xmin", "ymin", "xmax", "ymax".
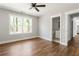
[{"xmin": 0, "ymin": 35, "xmax": 79, "ymax": 56}]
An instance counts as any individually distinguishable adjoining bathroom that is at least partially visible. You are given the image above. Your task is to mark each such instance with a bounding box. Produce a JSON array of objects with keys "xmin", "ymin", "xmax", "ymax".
[{"xmin": 52, "ymin": 16, "xmax": 60, "ymax": 43}]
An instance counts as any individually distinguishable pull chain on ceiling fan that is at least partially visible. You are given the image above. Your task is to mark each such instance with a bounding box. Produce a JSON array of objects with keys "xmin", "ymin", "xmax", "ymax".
[{"xmin": 29, "ymin": 3, "xmax": 46, "ymax": 12}]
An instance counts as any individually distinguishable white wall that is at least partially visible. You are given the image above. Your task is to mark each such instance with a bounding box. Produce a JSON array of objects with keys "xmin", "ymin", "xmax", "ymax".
[
  {"xmin": 39, "ymin": 15, "xmax": 52, "ymax": 41},
  {"xmin": 0, "ymin": 9, "xmax": 39, "ymax": 42},
  {"xmin": 60, "ymin": 14, "xmax": 68, "ymax": 45}
]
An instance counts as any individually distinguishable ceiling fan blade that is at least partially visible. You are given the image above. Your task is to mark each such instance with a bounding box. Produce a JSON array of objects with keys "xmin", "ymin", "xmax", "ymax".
[
  {"xmin": 36, "ymin": 5, "xmax": 46, "ymax": 7},
  {"xmin": 35, "ymin": 7, "xmax": 39, "ymax": 12},
  {"xmin": 32, "ymin": 3, "xmax": 36, "ymax": 5}
]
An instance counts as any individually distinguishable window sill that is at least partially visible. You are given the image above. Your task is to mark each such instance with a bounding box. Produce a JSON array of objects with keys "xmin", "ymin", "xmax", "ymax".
[{"xmin": 9, "ymin": 32, "xmax": 32, "ymax": 35}]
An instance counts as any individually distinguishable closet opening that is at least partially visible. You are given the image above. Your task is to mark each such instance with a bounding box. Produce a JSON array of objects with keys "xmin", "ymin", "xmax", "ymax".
[{"xmin": 52, "ymin": 16, "xmax": 60, "ymax": 43}]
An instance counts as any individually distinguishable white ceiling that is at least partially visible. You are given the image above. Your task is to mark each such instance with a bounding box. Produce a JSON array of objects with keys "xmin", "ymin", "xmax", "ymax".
[{"xmin": 0, "ymin": 3, "xmax": 79, "ymax": 16}]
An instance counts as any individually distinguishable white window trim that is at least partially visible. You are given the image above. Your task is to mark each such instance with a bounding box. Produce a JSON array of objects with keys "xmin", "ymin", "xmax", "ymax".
[{"xmin": 9, "ymin": 14, "xmax": 32, "ymax": 35}]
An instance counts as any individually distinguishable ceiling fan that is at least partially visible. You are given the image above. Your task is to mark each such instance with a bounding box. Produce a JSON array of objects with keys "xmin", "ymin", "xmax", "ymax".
[{"xmin": 29, "ymin": 3, "xmax": 46, "ymax": 12}]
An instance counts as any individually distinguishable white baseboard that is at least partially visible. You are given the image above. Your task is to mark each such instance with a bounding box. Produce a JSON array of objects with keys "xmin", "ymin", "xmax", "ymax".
[
  {"xmin": 39, "ymin": 36, "xmax": 68, "ymax": 46},
  {"xmin": 60, "ymin": 42, "xmax": 68, "ymax": 46},
  {"xmin": 0, "ymin": 36, "xmax": 68, "ymax": 46},
  {"xmin": 39, "ymin": 36, "xmax": 52, "ymax": 41},
  {"xmin": 0, "ymin": 36, "xmax": 38, "ymax": 44}
]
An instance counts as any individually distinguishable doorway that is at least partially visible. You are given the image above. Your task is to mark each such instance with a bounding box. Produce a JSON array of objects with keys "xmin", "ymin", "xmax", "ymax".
[
  {"xmin": 52, "ymin": 16, "xmax": 60, "ymax": 43},
  {"xmin": 67, "ymin": 13, "xmax": 79, "ymax": 42}
]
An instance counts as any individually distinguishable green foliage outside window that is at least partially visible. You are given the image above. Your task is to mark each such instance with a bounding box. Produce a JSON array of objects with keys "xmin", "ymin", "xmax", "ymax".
[{"xmin": 16, "ymin": 17, "xmax": 18, "ymax": 31}]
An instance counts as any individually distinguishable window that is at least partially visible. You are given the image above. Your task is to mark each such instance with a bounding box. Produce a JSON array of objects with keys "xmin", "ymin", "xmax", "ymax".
[{"xmin": 9, "ymin": 14, "xmax": 32, "ymax": 34}]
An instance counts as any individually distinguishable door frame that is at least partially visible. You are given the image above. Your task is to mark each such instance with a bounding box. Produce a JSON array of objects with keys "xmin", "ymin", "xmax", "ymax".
[{"xmin": 51, "ymin": 14, "xmax": 61, "ymax": 43}]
